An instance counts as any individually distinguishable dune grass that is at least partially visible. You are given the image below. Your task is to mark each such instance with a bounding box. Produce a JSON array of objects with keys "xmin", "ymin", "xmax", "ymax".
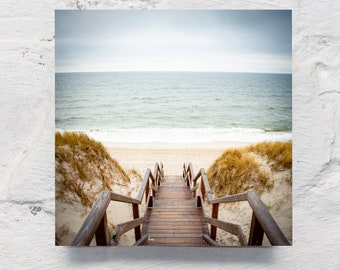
[
  {"xmin": 55, "ymin": 131, "xmax": 130, "ymax": 207},
  {"xmin": 246, "ymin": 141, "xmax": 292, "ymax": 171},
  {"xmin": 207, "ymin": 141, "xmax": 292, "ymax": 197}
]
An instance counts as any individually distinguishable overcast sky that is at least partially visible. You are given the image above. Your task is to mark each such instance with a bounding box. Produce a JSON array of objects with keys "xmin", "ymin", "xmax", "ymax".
[{"xmin": 55, "ymin": 10, "xmax": 291, "ymax": 73}]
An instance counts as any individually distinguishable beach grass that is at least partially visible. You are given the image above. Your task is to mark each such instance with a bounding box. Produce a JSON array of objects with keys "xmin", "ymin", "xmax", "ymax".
[
  {"xmin": 55, "ymin": 131, "xmax": 130, "ymax": 207},
  {"xmin": 207, "ymin": 141, "xmax": 292, "ymax": 197},
  {"xmin": 246, "ymin": 141, "xmax": 292, "ymax": 170}
]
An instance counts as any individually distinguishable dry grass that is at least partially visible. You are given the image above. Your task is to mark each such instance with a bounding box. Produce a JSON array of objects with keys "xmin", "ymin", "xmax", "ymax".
[
  {"xmin": 207, "ymin": 141, "xmax": 292, "ymax": 197},
  {"xmin": 207, "ymin": 148, "xmax": 271, "ymax": 197},
  {"xmin": 246, "ymin": 141, "xmax": 292, "ymax": 170},
  {"xmin": 55, "ymin": 131, "xmax": 130, "ymax": 208}
]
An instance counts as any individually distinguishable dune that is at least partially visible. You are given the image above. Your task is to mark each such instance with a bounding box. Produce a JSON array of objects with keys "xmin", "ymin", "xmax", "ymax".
[{"xmin": 55, "ymin": 131, "xmax": 142, "ymax": 246}]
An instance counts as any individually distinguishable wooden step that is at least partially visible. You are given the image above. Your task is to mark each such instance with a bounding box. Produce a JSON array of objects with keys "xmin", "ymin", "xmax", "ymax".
[
  {"xmin": 147, "ymin": 229, "xmax": 203, "ymax": 234},
  {"xmin": 146, "ymin": 238, "xmax": 205, "ymax": 247},
  {"xmin": 142, "ymin": 175, "xmax": 206, "ymax": 247}
]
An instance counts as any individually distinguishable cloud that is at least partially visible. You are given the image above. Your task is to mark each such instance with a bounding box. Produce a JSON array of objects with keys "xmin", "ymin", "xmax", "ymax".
[{"xmin": 55, "ymin": 10, "xmax": 291, "ymax": 73}]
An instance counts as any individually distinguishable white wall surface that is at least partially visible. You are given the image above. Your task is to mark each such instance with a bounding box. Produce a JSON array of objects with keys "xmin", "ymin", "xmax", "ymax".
[{"xmin": 0, "ymin": 1, "xmax": 339, "ymax": 269}]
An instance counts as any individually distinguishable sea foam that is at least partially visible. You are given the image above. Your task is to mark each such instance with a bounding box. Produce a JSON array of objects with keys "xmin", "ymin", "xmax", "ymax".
[{"xmin": 74, "ymin": 128, "xmax": 292, "ymax": 144}]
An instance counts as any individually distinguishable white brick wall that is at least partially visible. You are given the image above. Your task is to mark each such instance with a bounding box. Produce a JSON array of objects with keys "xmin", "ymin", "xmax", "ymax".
[{"xmin": 1, "ymin": 1, "xmax": 339, "ymax": 269}]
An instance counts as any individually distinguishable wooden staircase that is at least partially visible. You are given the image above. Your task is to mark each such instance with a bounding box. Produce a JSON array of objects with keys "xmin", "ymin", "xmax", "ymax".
[
  {"xmin": 72, "ymin": 162, "xmax": 290, "ymax": 247},
  {"xmin": 142, "ymin": 175, "xmax": 208, "ymax": 246}
]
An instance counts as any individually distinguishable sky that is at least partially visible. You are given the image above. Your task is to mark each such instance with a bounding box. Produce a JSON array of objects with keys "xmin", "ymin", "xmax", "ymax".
[{"xmin": 55, "ymin": 10, "xmax": 292, "ymax": 73}]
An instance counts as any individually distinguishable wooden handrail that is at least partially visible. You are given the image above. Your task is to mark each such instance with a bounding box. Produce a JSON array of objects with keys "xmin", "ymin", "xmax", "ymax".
[
  {"xmin": 204, "ymin": 217, "xmax": 247, "ymax": 246},
  {"xmin": 111, "ymin": 217, "xmax": 145, "ymax": 245},
  {"xmin": 72, "ymin": 162, "xmax": 164, "ymax": 246},
  {"xmin": 202, "ymin": 234, "xmax": 220, "ymax": 246},
  {"xmin": 72, "ymin": 190, "xmax": 111, "ymax": 246},
  {"xmin": 183, "ymin": 163, "xmax": 290, "ymax": 246},
  {"xmin": 136, "ymin": 169, "xmax": 152, "ymax": 202},
  {"xmin": 133, "ymin": 234, "xmax": 149, "ymax": 246},
  {"xmin": 246, "ymin": 191, "xmax": 290, "ymax": 246}
]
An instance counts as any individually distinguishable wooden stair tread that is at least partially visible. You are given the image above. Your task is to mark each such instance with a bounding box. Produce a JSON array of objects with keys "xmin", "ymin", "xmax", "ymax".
[
  {"xmin": 146, "ymin": 238, "xmax": 206, "ymax": 247},
  {"xmin": 142, "ymin": 175, "xmax": 206, "ymax": 247}
]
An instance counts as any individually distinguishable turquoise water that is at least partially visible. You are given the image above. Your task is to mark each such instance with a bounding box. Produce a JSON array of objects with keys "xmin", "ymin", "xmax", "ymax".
[{"xmin": 55, "ymin": 72, "xmax": 292, "ymax": 143}]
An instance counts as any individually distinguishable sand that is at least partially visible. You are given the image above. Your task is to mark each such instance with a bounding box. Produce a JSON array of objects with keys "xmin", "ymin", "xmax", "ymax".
[
  {"xmin": 104, "ymin": 141, "xmax": 251, "ymax": 176},
  {"xmin": 56, "ymin": 141, "xmax": 292, "ymax": 246}
]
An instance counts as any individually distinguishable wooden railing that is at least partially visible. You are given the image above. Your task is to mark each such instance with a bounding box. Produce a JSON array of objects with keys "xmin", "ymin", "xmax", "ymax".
[
  {"xmin": 183, "ymin": 163, "xmax": 290, "ymax": 246},
  {"xmin": 72, "ymin": 162, "xmax": 164, "ymax": 246}
]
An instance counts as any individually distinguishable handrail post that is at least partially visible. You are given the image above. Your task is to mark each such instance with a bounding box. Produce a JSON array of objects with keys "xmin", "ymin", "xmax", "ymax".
[
  {"xmin": 151, "ymin": 176, "xmax": 156, "ymax": 197},
  {"xmin": 160, "ymin": 162, "xmax": 164, "ymax": 178},
  {"xmin": 95, "ymin": 211, "xmax": 109, "ymax": 246},
  {"xmin": 246, "ymin": 191, "xmax": 290, "ymax": 245},
  {"xmin": 248, "ymin": 212, "xmax": 264, "ymax": 246},
  {"xmin": 132, "ymin": 203, "xmax": 141, "ymax": 241},
  {"xmin": 186, "ymin": 166, "xmax": 191, "ymax": 187},
  {"xmin": 200, "ymin": 175, "xmax": 205, "ymax": 201},
  {"xmin": 145, "ymin": 180, "xmax": 149, "ymax": 203},
  {"xmin": 211, "ymin": 203, "xmax": 219, "ymax": 240},
  {"xmin": 72, "ymin": 190, "xmax": 111, "ymax": 246}
]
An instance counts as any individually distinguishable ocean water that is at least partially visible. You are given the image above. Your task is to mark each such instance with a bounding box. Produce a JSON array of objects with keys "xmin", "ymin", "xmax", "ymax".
[{"xmin": 55, "ymin": 72, "xmax": 292, "ymax": 143}]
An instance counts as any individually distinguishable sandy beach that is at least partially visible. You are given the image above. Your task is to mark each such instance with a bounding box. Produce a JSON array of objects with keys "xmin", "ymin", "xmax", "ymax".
[{"xmin": 104, "ymin": 141, "xmax": 252, "ymax": 176}]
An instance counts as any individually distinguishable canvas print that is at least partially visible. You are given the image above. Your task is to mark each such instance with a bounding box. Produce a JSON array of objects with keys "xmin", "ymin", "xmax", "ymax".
[{"xmin": 55, "ymin": 10, "xmax": 292, "ymax": 246}]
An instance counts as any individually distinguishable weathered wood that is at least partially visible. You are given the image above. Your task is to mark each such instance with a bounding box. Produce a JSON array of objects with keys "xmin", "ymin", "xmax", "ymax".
[
  {"xmin": 112, "ymin": 217, "xmax": 145, "ymax": 244},
  {"xmin": 148, "ymin": 211, "xmax": 202, "ymax": 216},
  {"xmin": 111, "ymin": 192, "xmax": 140, "ymax": 204},
  {"xmin": 147, "ymin": 237, "xmax": 204, "ymax": 246},
  {"xmin": 205, "ymin": 216, "xmax": 238, "ymax": 235},
  {"xmin": 183, "ymin": 164, "xmax": 289, "ymax": 246},
  {"xmin": 146, "ymin": 224, "xmax": 204, "ymax": 230},
  {"xmin": 188, "ymin": 163, "xmax": 195, "ymax": 187},
  {"xmin": 190, "ymin": 184, "xmax": 199, "ymax": 195},
  {"xmin": 95, "ymin": 212, "xmax": 109, "ymax": 246},
  {"xmin": 72, "ymin": 190, "xmax": 111, "ymax": 246},
  {"xmin": 132, "ymin": 203, "xmax": 141, "ymax": 241},
  {"xmin": 201, "ymin": 170, "xmax": 213, "ymax": 201},
  {"xmin": 148, "ymin": 229, "xmax": 203, "ymax": 234},
  {"xmin": 247, "ymin": 191, "xmax": 290, "ymax": 245},
  {"xmin": 210, "ymin": 203, "xmax": 219, "ymax": 240},
  {"xmin": 144, "ymin": 175, "xmax": 206, "ymax": 247},
  {"xmin": 201, "ymin": 177, "xmax": 206, "ymax": 201},
  {"xmin": 147, "ymin": 241, "xmax": 204, "ymax": 247},
  {"xmin": 145, "ymin": 180, "xmax": 149, "ymax": 203},
  {"xmin": 204, "ymin": 217, "xmax": 247, "ymax": 246},
  {"xmin": 156, "ymin": 194, "xmax": 193, "ymax": 199},
  {"xmin": 150, "ymin": 184, "xmax": 158, "ymax": 194},
  {"xmin": 72, "ymin": 162, "xmax": 165, "ymax": 246},
  {"xmin": 182, "ymin": 163, "xmax": 187, "ymax": 179},
  {"xmin": 154, "ymin": 162, "xmax": 162, "ymax": 186},
  {"xmin": 150, "ymin": 208, "xmax": 202, "ymax": 213},
  {"xmin": 149, "ymin": 232, "xmax": 203, "ymax": 238},
  {"xmin": 209, "ymin": 192, "xmax": 248, "ymax": 204},
  {"xmin": 73, "ymin": 161, "xmax": 289, "ymax": 247},
  {"xmin": 202, "ymin": 234, "xmax": 220, "ymax": 246},
  {"xmin": 148, "ymin": 216, "xmax": 202, "ymax": 221},
  {"xmin": 151, "ymin": 204, "xmax": 196, "ymax": 209},
  {"xmin": 154, "ymin": 202, "xmax": 195, "ymax": 208},
  {"xmin": 160, "ymin": 162, "xmax": 164, "ymax": 178},
  {"xmin": 192, "ymin": 168, "xmax": 202, "ymax": 184},
  {"xmin": 133, "ymin": 234, "xmax": 149, "ymax": 246},
  {"xmin": 248, "ymin": 212, "xmax": 264, "ymax": 246},
  {"xmin": 136, "ymin": 169, "xmax": 151, "ymax": 202}
]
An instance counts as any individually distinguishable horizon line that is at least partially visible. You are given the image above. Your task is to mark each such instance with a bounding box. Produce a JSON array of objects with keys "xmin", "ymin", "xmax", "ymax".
[{"xmin": 55, "ymin": 70, "xmax": 292, "ymax": 75}]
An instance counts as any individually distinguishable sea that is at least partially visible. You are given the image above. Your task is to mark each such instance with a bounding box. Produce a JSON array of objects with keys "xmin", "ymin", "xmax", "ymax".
[{"xmin": 55, "ymin": 72, "xmax": 292, "ymax": 144}]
